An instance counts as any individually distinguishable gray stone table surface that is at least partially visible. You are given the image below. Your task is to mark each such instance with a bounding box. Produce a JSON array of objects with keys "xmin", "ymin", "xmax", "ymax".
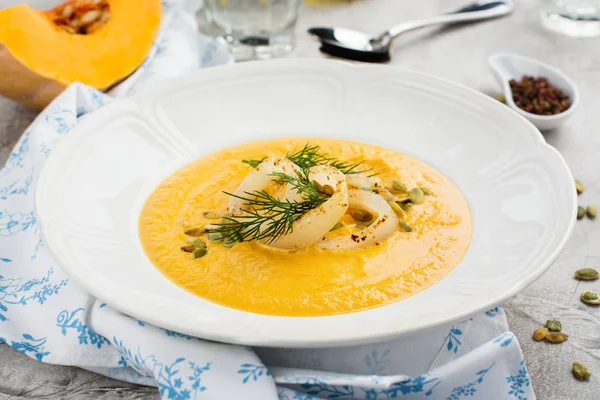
[{"xmin": 1, "ymin": 0, "xmax": 600, "ymax": 398}]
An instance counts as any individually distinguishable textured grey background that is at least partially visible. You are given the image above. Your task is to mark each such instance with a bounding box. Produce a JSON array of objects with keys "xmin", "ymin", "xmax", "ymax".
[{"xmin": 1, "ymin": 0, "xmax": 600, "ymax": 398}]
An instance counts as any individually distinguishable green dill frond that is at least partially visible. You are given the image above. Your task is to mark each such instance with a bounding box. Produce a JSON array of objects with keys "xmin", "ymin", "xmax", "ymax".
[
  {"xmin": 242, "ymin": 157, "xmax": 266, "ymax": 168},
  {"xmin": 286, "ymin": 143, "xmax": 373, "ymax": 175}
]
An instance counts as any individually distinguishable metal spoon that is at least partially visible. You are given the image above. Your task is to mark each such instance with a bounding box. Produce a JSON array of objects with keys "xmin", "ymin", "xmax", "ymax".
[{"xmin": 308, "ymin": 0, "xmax": 515, "ymax": 62}]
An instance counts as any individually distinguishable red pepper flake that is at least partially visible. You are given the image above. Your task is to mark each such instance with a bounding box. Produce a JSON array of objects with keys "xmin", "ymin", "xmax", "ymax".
[{"xmin": 509, "ymin": 75, "xmax": 571, "ymax": 116}]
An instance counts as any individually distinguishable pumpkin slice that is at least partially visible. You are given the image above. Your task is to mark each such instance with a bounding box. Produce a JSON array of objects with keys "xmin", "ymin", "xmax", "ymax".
[{"xmin": 0, "ymin": 0, "xmax": 161, "ymax": 110}]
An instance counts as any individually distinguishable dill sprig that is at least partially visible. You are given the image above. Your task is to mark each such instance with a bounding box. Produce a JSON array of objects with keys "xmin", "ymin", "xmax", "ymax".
[
  {"xmin": 215, "ymin": 171, "xmax": 330, "ymax": 244},
  {"xmin": 242, "ymin": 143, "xmax": 374, "ymax": 175}
]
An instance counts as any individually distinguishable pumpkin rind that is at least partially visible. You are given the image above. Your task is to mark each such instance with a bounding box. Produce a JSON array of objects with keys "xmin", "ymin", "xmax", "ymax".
[{"xmin": 0, "ymin": 0, "xmax": 161, "ymax": 109}]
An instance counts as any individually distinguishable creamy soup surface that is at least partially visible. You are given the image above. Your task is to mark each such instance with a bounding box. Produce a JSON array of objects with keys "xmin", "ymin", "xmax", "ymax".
[{"xmin": 139, "ymin": 138, "xmax": 472, "ymax": 316}]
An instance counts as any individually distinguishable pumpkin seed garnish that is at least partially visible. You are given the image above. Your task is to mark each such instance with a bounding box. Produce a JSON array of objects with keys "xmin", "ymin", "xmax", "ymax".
[
  {"xmin": 399, "ymin": 202, "xmax": 412, "ymax": 212},
  {"xmin": 575, "ymin": 180, "xmax": 584, "ymax": 195},
  {"xmin": 572, "ymin": 361, "xmax": 591, "ymax": 381},
  {"xmin": 358, "ymin": 185, "xmax": 372, "ymax": 192},
  {"xmin": 409, "ymin": 188, "xmax": 425, "ymax": 205},
  {"xmin": 184, "ymin": 227, "xmax": 204, "ymax": 237},
  {"xmin": 399, "ymin": 221, "xmax": 412, "ymax": 232},
  {"xmin": 321, "ymin": 184, "xmax": 335, "ymax": 196},
  {"xmin": 180, "ymin": 245, "xmax": 194, "ymax": 253},
  {"xmin": 186, "ymin": 237, "xmax": 207, "ymax": 248},
  {"xmin": 388, "ymin": 201, "xmax": 404, "ymax": 217},
  {"xmin": 533, "ymin": 327, "xmax": 548, "ymax": 341},
  {"xmin": 545, "ymin": 319, "xmax": 562, "ymax": 332},
  {"xmin": 206, "ymin": 231, "xmax": 223, "ymax": 242},
  {"xmin": 580, "ymin": 291, "xmax": 600, "ymax": 305},
  {"xmin": 330, "ymin": 222, "xmax": 344, "ymax": 231},
  {"xmin": 586, "ymin": 205, "xmax": 597, "ymax": 219},
  {"xmin": 350, "ymin": 209, "xmax": 373, "ymax": 222},
  {"xmin": 311, "ymin": 180, "xmax": 323, "ymax": 193},
  {"xmin": 391, "ymin": 180, "xmax": 408, "ymax": 192},
  {"xmin": 577, "ymin": 206, "xmax": 586, "ymax": 220},
  {"xmin": 545, "ymin": 332, "xmax": 568, "ymax": 343},
  {"xmin": 203, "ymin": 211, "xmax": 221, "ymax": 219},
  {"xmin": 574, "ymin": 268, "xmax": 599, "ymax": 281},
  {"xmin": 192, "ymin": 247, "xmax": 207, "ymax": 259}
]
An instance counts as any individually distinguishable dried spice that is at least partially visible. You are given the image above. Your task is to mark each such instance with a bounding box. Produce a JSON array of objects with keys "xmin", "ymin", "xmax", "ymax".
[
  {"xmin": 545, "ymin": 319, "xmax": 562, "ymax": 332},
  {"xmin": 509, "ymin": 75, "xmax": 571, "ymax": 116},
  {"xmin": 533, "ymin": 327, "xmax": 548, "ymax": 341},
  {"xmin": 574, "ymin": 268, "xmax": 599, "ymax": 281},
  {"xmin": 572, "ymin": 361, "xmax": 591, "ymax": 381}
]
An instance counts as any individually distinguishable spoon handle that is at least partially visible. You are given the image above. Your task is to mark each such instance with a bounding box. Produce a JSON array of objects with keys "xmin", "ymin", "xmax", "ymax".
[{"xmin": 378, "ymin": 0, "xmax": 515, "ymax": 42}]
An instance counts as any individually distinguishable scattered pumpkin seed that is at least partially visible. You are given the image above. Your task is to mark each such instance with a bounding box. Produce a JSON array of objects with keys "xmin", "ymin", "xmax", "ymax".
[
  {"xmin": 180, "ymin": 245, "xmax": 194, "ymax": 253},
  {"xmin": 350, "ymin": 209, "xmax": 373, "ymax": 222},
  {"xmin": 533, "ymin": 327, "xmax": 548, "ymax": 341},
  {"xmin": 321, "ymin": 184, "xmax": 335, "ymax": 196},
  {"xmin": 312, "ymin": 180, "xmax": 324, "ymax": 193},
  {"xmin": 572, "ymin": 361, "xmax": 591, "ymax": 381},
  {"xmin": 192, "ymin": 247, "xmax": 207, "ymax": 259},
  {"xmin": 186, "ymin": 237, "xmax": 207, "ymax": 248},
  {"xmin": 545, "ymin": 332, "xmax": 568, "ymax": 343},
  {"xmin": 358, "ymin": 185, "xmax": 372, "ymax": 192},
  {"xmin": 545, "ymin": 319, "xmax": 562, "ymax": 332},
  {"xmin": 391, "ymin": 180, "xmax": 408, "ymax": 192},
  {"xmin": 184, "ymin": 227, "xmax": 204, "ymax": 237},
  {"xmin": 330, "ymin": 222, "xmax": 344, "ymax": 231},
  {"xmin": 577, "ymin": 206, "xmax": 586, "ymax": 220},
  {"xmin": 586, "ymin": 205, "xmax": 597, "ymax": 219},
  {"xmin": 409, "ymin": 188, "xmax": 425, "ymax": 205},
  {"xmin": 399, "ymin": 221, "xmax": 412, "ymax": 232},
  {"xmin": 203, "ymin": 211, "xmax": 221, "ymax": 219},
  {"xmin": 574, "ymin": 268, "xmax": 599, "ymax": 281},
  {"xmin": 206, "ymin": 231, "xmax": 223, "ymax": 242},
  {"xmin": 580, "ymin": 291, "xmax": 600, "ymax": 305},
  {"xmin": 493, "ymin": 93, "xmax": 506, "ymax": 103},
  {"xmin": 388, "ymin": 201, "xmax": 404, "ymax": 217},
  {"xmin": 575, "ymin": 180, "xmax": 584, "ymax": 195}
]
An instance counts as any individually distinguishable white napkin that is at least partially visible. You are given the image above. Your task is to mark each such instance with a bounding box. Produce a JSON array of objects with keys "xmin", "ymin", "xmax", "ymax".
[{"xmin": 0, "ymin": 1, "xmax": 535, "ymax": 399}]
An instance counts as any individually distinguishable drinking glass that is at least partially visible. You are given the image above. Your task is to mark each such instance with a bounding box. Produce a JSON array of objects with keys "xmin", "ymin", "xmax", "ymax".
[
  {"xmin": 197, "ymin": 0, "xmax": 302, "ymax": 61},
  {"xmin": 541, "ymin": 0, "xmax": 600, "ymax": 37}
]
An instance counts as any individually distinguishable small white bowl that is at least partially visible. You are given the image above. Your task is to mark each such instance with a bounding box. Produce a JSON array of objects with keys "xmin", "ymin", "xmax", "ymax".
[{"xmin": 488, "ymin": 52, "xmax": 579, "ymax": 131}]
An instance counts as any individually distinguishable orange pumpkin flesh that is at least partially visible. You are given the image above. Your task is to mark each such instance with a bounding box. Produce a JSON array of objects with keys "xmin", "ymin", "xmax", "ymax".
[{"xmin": 0, "ymin": 0, "xmax": 161, "ymax": 109}]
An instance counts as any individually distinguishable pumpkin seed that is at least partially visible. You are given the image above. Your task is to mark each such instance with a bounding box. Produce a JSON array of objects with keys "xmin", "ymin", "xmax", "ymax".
[
  {"xmin": 358, "ymin": 185, "xmax": 372, "ymax": 192},
  {"xmin": 321, "ymin": 185, "xmax": 335, "ymax": 196},
  {"xmin": 533, "ymin": 327, "xmax": 548, "ymax": 341},
  {"xmin": 330, "ymin": 222, "xmax": 344, "ymax": 231},
  {"xmin": 545, "ymin": 319, "xmax": 562, "ymax": 332},
  {"xmin": 311, "ymin": 180, "xmax": 323, "ymax": 193},
  {"xmin": 391, "ymin": 180, "xmax": 408, "ymax": 192},
  {"xmin": 493, "ymin": 93, "xmax": 506, "ymax": 103},
  {"xmin": 203, "ymin": 211, "xmax": 221, "ymax": 220},
  {"xmin": 577, "ymin": 206, "xmax": 586, "ymax": 220},
  {"xmin": 575, "ymin": 180, "xmax": 584, "ymax": 195},
  {"xmin": 574, "ymin": 268, "xmax": 599, "ymax": 281},
  {"xmin": 572, "ymin": 361, "xmax": 591, "ymax": 381},
  {"xmin": 388, "ymin": 201, "xmax": 404, "ymax": 217},
  {"xmin": 580, "ymin": 291, "xmax": 600, "ymax": 305},
  {"xmin": 400, "ymin": 202, "xmax": 412, "ymax": 212},
  {"xmin": 399, "ymin": 221, "xmax": 412, "ymax": 232},
  {"xmin": 180, "ymin": 245, "xmax": 194, "ymax": 253},
  {"xmin": 62, "ymin": 4, "xmax": 74, "ymax": 18},
  {"xmin": 545, "ymin": 332, "xmax": 568, "ymax": 343},
  {"xmin": 207, "ymin": 231, "xmax": 223, "ymax": 242},
  {"xmin": 184, "ymin": 227, "xmax": 204, "ymax": 237},
  {"xmin": 186, "ymin": 238, "xmax": 207, "ymax": 248},
  {"xmin": 586, "ymin": 205, "xmax": 597, "ymax": 219},
  {"xmin": 409, "ymin": 188, "xmax": 425, "ymax": 205},
  {"xmin": 350, "ymin": 209, "xmax": 373, "ymax": 222},
  {"xmin": 192, "ymin": 247, "xmax": 207, "ymax": 259},
  {"xmin": 80, "ymin": 10, "xmax": 101, "ymax": 25}
]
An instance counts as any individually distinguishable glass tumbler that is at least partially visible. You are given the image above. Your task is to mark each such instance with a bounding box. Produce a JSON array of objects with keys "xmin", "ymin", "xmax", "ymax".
[
  {"xmin": 541, "ymin": 0, "xmax": 600, "ymax": 37},
  {"xmin": 197, "ymin": 0, "xmax": 302, "ymax": 61}
]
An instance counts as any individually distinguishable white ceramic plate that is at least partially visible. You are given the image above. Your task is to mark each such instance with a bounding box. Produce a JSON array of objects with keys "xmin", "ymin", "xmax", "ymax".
[{"xmin": 35, "ymin": 59, "xmax": 576, "ymax": 348}]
